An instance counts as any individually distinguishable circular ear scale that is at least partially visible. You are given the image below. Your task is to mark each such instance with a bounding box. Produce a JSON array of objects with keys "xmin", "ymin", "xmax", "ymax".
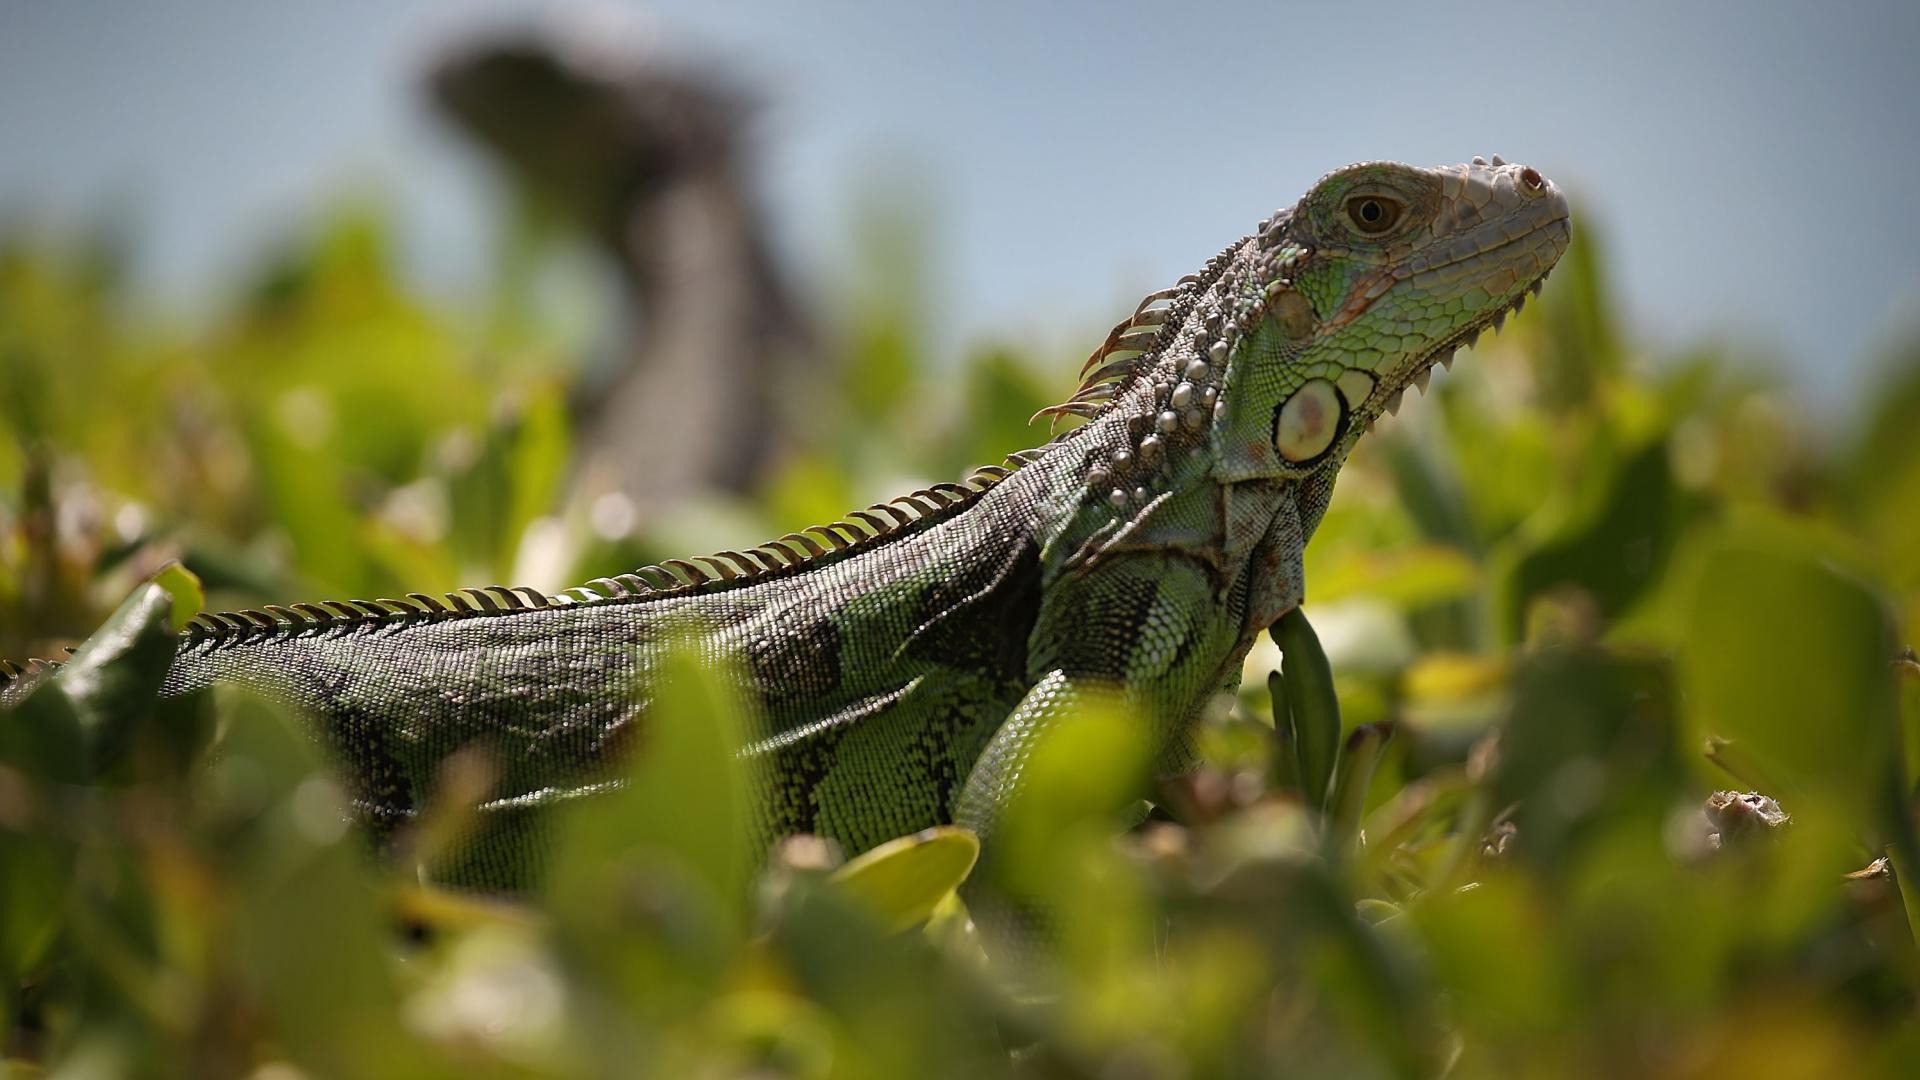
[{"xmin": 1271, "ymin": 378, "xmax": 1349, "ymax": 466}]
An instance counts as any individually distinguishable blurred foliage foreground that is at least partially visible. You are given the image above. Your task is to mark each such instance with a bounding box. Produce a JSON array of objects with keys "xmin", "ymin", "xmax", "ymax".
[{"xmin": 4, "ymin": 206, "xmax": 1920, "ymax": 1078}]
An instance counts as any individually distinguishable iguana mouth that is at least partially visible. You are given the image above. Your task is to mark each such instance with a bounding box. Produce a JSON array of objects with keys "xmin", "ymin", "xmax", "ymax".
[
  {"xmin": 1370, "ymin": 267, "xmax": 1554, "ymax": 422},
  {"xmin": 1360, "ymin": 216, "xmax": 1572, "ymax": 428}
]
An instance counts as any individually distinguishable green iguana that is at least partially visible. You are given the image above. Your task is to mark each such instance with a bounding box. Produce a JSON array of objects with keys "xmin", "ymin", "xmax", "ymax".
[{"xmin": 1, "ymin": 157, "xmax": 1570, "ymax": 889}]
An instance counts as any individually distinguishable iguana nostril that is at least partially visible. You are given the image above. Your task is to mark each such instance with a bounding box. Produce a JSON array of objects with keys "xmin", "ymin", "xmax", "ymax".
[{"xmin": 1520, "ymin": 167, "xmax": 1544, "ymax": 192}]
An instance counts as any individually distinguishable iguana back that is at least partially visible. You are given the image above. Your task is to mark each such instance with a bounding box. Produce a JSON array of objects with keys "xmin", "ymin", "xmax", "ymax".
[{"xmin": 159, "ymin": 457, "xmax": 1055, "ymax": 880}]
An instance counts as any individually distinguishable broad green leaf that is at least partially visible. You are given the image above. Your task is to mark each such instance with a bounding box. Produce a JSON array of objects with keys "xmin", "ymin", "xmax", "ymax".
[
  {"xmin": 549, "ymin": 634, "xmax": 752, "ymax": 909},
  {"xmin": 46, "ymin": 579, "xmax": 179, "ymax": 777},
  {"xmin": 830, "ymin": 826, "xmax": 979, "ymax": 933},
  {"xmin": 767, "ymin": 875, "xmax": 1006, "ymax": 1079},
  {"xmin": 542, "ymin": 632, "xmax": 753, "ymax": 1047},
  {"xmin": 1410, "ymin": 875, "xmax": 1567, "ymax": 1055},
  {"xmin": 997, "ymin": 689, "xmax": 1150, "ymax": 896},
  {"xmin": 210, "ymin": 690, "xmax": 438, "ymax": 1077},
  {"xmin": 0, "ymin": 667, "xmax": 86, "ymax": 782},
  {"xmin": 0, "ymin": 675, "xmax": 83, "ymax": 982},
  {"xmin": 1680, "ymin": 536, "xmax": 1898, "ymax": 823},
  {"xmin": 1493, "ymin": 436, "xmax": 1700, "ymax": 643},
  {"xmin": 1490, "ymin": 648, "xmax": 1680, "ymax": 870},
  {"xmin": 987, "ymin": 686, "xmax": 1155, "ymax": 989}
]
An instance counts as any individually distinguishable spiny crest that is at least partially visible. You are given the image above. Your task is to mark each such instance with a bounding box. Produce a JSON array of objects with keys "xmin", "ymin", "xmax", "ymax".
[
  {"xmin": 1031, "ymin": 235, "xmax": 1251, "ymax": 431},
  {"xmin": 0, "ymin": 656, "xmax": 60, "ymax": 688},
  {"xmin": 0, "ymin": 453, "xmax": 1047, "ymax": 680},
  {"xmin": 1031, "ymin": 283, "xmax": 1189, "ymax": 428},
  {"xmin": 1065, "ymin": 210, "xmax": 1321, "ymax": 515}
]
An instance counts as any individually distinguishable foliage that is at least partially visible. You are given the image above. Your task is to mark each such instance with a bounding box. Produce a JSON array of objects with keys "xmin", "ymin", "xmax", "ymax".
[{"xmin": 3, "ymin": 200, "xmax": 1920, "ymax": 1077}]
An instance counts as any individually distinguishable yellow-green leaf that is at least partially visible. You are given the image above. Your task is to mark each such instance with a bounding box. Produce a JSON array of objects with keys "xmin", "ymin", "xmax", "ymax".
[
  {"xmin": 149, "ymin": 561, "xmax": 205, "ymax": 632},
  {"xmin": 830, "ymin": 826, "xmax": 980, "ymax": 933}
]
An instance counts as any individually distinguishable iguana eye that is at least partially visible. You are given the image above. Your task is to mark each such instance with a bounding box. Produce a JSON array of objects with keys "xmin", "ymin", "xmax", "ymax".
[{"xmin": 1344, "ymin": 195, "xmax": 1403, "ymax": 235}]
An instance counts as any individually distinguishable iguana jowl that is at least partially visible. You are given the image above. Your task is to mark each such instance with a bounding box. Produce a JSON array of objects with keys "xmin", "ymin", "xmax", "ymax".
[{"xmin": 2, "ymin": 158, "xmax": 1570, "ymax": 887}]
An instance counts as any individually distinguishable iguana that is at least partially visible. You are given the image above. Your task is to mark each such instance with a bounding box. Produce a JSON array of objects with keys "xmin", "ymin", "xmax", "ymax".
[{"xmin": 1, "ymin": 157, "xmax": 1570, "ymax": 890}]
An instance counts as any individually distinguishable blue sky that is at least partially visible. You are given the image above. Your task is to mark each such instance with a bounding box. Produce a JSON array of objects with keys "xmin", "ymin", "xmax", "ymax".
[{"xmin": 2, "ymin": 1, "xmax": 1916, "ymax": 416}]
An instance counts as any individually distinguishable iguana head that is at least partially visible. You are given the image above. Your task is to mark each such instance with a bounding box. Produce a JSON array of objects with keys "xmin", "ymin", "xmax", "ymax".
[
  {"xmin": 1209, "ymin": 157, "xmax": 1571, "ymax": 481},
  {"xmin": 1039, "ymin": 157, "xmax": 1569, "ymax": 515}
]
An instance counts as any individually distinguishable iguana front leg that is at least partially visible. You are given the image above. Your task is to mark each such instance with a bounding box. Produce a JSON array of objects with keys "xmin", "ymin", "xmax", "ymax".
[
  {"xmin": 952, "ymin": 553, "xmax": 1233, "ymax": 842},
  {"xmin": 955, "ymin": 477, "xmax": 1311, "ymax": 841},
  {"xmin": 951, "ymin": 553, "xmax": 1237, "ymax": 957}
]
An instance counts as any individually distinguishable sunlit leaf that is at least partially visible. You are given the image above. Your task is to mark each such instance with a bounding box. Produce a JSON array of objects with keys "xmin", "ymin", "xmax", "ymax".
[
  {"xmin": 830, "ymin": 826, "xmax": 979, "ymax": 933},
  {"xmin": 147, "ymin": 562, "xmax": 204, "ymax": 632}
]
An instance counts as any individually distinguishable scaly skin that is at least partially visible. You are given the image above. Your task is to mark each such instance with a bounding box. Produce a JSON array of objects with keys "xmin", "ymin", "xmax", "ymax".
[{"xmin": 1, "ymin": 158, "xmax": 1570, "ymax": 889}]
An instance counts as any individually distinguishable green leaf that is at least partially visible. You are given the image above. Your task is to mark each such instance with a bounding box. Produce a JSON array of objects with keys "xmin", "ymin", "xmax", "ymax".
[
  {"xmin": 0, "ymin": 683, "xmax": 83, "ymax": 982},
  {"xmin": 242, "ymin": 403, "xmax": 368, "ymax": 594},
  {"xmin": 1490, "ymin": 648, "xmax": 1680, "ymax": 870},
  {"xmin": 45, "ymin": 579, "xmax": 180, "ymax": 778},
  {"xmin": 1381, "ymin": 435, "xmax": 1478, "ymax": 555},
  {"xmin": 987, "ymin": 687, "xmax": 1155, "ymax": 984},
  {"xmin": 1273, "ymin": 608, "xmax": 1341, "ymax": 812},
  {"xmin": 1325, "ymin": 723, "xmax": 1393, "ymax": 858},
  {"xmin": 502, "ymin": 381, "xmax": 571, "ymax": 579},
  {"xmin": 147, "ymin": 561, "xmax": 205, "ymax": 632},
  {"xmin": 998, "ymin": 690, "xmax": 1151, "ymax": 893},
  {"xmin": 0, "ymin": 668, "xmax": 86, "ymax": 783},
  {"xmin": 1680, "ymin": 535, "xmax": 1899, "ymax": 824},
  {"xmin": 767, "ymin": 875, "xmax": 1006, "ymax": 1078},
  {"xmin": 1530, "ymin": 225, "xmax": 1624, "ymax": 408},
  {"xmin": 542, "ymin": 632, "xmax": 753, "ymax": 1040},
  {"xmin": 1267, "ymin": 670, "xmax": 1301, "ymax": 797},
  {"xmin": 1308, "ymin": 544, "xmax": 1480, "ymax": 611},
  {"xmin": 830, "ymin": 826, "xmax": 979, "ymax": 933},
  {"xmin": 209, "ymin": 690, "xmax": 438, "ymax": 1077},
  {"xmin": 1494, "ymin": 436, "xmax": 1700, "ymax": 643}
]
